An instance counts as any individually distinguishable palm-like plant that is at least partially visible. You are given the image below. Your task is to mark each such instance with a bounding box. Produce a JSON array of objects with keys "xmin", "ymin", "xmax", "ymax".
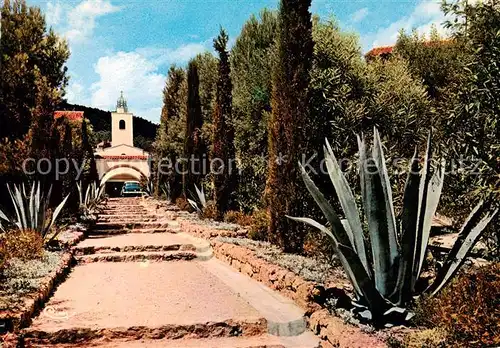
[
  {"xmin": 0, "ymin": 182, "xmax": 70, "ymax": 243},
  {"xmin": 289, "ymin": 129, "xmax": 498, "ymax": 324}
]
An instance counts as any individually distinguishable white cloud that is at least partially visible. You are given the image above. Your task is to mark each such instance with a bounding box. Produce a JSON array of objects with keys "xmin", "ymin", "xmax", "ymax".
[
  {"xmin": 351, "ymin": 8, "xmax": 369, "ymax": 24},
  {"xmin": 90, "ymin": 41, "xmax": 208, "ymax": 123},
  {"xmin": 46, "ymin": 1, "xmax": 63, "ymax": 27},
  {"xmin": 136, "ymin": 43, "xmax": 207, "ymax": 66},
  {"xmin": 66, "ymin": 82, "xmax": 85, "ymax": 103},
  {"xmin": 90, "ymin": 51, "xmax": 163, "ymax": 123},
  {"xmin": 65, "ymin": 0, "xmax": 119, "ymax": 43},
  {"xmin": 367, "ymin": 0, "xmax": 449, "ymax": 49}
]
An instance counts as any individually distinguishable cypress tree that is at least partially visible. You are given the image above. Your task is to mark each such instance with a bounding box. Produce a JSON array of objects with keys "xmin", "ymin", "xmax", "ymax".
[
  {"xmin": 213, "ymin": 28, "xmax": 238, "ymax": 218},
  {"xmin": 184, "ymin": 60, "xmax": 205, "ymax": 192},
  {"xmin": 81, "ymin": 118, "xmax": 98, "ymax": 183},
  {"xmin": 62, "ymin": 121, "xmax": 78, "ymax": 212},
  {"xmin": 155, "ymin": 66, "xmax": 186, "ymax": 201},
  {"xmin": 266, "ymin": 0, "xmax": 315, "ymax": 252}
]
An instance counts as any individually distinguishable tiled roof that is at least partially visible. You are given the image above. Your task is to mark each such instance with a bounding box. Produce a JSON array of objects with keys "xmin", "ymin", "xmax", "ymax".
[
  {"xmin": 98, "ymin": 155, "xmax": 149, "ymax": 160},
  {"xmin": 366, "ymin": 40, "xmax": 453, "ymax": 59},
  {"xmin": 54, "ymin": 111, "xmax": 84, "ymax": 121},
  {"xmin": 365, "ymin": 46, "xmax": 394, "ymax": 57}
]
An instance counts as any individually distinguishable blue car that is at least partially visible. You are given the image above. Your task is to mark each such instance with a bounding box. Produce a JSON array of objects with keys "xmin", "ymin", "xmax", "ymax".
[{"xmin": 121, "ymin": 181, "xmax": 143, "ymax": 197}]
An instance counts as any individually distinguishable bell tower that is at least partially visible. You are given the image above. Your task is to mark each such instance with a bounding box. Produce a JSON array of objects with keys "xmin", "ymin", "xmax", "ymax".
[{"xmin": 111, "ymin": 91, "xmax": 134, "ymax": 147}]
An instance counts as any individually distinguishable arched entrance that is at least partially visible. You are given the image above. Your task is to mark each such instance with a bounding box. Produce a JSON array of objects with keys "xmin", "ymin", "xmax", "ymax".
[{"xmin": 101, "ymin": 165, "xmax": 147, "ymax": 197}]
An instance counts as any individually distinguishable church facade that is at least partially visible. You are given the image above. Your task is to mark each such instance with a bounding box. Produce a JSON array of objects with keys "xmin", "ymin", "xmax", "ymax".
[{"xmin": 95, "ymin": 93, "xmax": 151, "ymax": 192}]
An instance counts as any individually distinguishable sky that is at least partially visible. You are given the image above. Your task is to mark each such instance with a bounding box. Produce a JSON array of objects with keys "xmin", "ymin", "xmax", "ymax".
[{"xmin": 31, "ymin": 0, "xmax": 449, "ymax": 124}]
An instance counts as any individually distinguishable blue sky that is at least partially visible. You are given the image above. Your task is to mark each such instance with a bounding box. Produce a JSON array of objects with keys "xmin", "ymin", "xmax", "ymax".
[{"xmin": 32, "ymin": 0, "xmax": 448, "ymax": 124}]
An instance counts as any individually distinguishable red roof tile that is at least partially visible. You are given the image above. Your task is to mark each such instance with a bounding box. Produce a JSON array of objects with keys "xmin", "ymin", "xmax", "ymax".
[
  {"xmin": 365, "ymin": 46, "xmax": 394, "ymax": 57},
  {"xmin": 54, "ymin": 111, "xmax": 84, "ymax": 121}
]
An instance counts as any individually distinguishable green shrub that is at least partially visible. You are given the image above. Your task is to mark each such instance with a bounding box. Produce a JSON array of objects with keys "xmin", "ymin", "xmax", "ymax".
[
  {"xmin": 175, "ymin": 197, "xmax": 191, "ymax": 211},
  {"xmin": 248, "ymin": 209, "xmax": 269, "ymax": 241},
  {"xmin": 0, "ymin": 240, "xmax": 8, "ymax": 273},
  {"xmin": 1, "ymin": 229, "xmax": 44, "ymax": 261},
  {"xmin": 415, "ymin": 263, "xmax": 500, "ymax": 348},
  {"xmin": 201, "ymin": 201, "xmax": 219, "ymax": 220},
  {"xmin": 224, "ymin": 211, "xmax": 252, "ymax": 226}
]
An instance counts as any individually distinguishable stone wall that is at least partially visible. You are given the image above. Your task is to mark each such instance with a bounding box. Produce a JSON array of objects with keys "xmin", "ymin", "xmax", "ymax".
[{"xmin": 211, "ymin": 241, "xmax": 387, "ymax": 348}]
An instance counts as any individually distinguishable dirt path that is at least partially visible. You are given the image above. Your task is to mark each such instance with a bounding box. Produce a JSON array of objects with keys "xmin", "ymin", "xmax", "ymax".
[{"xmin": 23, "ymin": 198, "xmax": 319, "ymax": 347}]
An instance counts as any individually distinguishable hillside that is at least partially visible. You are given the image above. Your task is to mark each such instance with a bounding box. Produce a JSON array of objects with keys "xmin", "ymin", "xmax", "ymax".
[{"xmin": 60, "ymin": 102, "xmax": 158, "ymax": 151}]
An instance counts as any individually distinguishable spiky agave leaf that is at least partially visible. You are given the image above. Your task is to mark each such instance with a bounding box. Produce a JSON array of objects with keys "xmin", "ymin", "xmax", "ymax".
[
  {"xmin": 429, "ymin": 202, "xmax": 498, "ymax": 296},
  {"xmin": 8, "ymin": 184, "xmax": 26, "ymax": 231},
  {"xmin": 287, "ymin": 216, "xmax": 387, "ymax": 316},
  {"xmin": 297, "ymin": 162, "xmax": 353, "ymax": 248},
  {"xmin": 77, "ymin": 181, "xmax": 84, "ymax": 206},
  {"xmin": 188, "ymin": 199, "xmax": 202, "ymax": 215},
  {"xmin": 194, "ymin": 184, "xmax": 206, "ymax": 209},
  {"xmin": 392, "ymin": 147, "xmax": 421, "ymax": 305},
  {"xmin": 324, "ymin": 140, "xmax": 369, "ymax": 275},
  {"xmin": 412, "ymin": 133, "xmax": 445, "ymax": 289},
  {"xmin": 44, "ymin": 193, "xmax": 70, "ymax": 240},
  {"xmin": 0, "ymin": 208, "xmax": 8, "ymax": 232},
  {"xmin": 361, "ymin": 129, "xmax": 399, "ymax": 297}
]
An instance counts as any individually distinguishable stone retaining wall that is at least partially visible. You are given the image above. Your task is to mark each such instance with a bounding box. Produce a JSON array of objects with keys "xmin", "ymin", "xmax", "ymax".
[
  {"xmin": 178, "ymin": 220, "xmax": 248, "ymax": 240},
  {"xmin": 211, "ymin": 241, "xmax": 387, "ymax": 348}
]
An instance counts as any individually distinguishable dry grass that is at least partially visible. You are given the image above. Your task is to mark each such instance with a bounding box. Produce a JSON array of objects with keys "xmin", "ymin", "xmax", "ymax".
[{"xmin": 414, "ymin": 262, "xmax": 500, "ymax": 348}]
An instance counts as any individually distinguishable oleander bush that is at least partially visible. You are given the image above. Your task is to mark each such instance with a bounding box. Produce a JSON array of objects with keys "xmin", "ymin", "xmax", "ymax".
[{"xmin": 414, "ymin": 262, "xmax": 500, "ymax": 348}]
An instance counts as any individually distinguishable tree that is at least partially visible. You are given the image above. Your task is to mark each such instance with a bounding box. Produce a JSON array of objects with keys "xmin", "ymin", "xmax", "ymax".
[
  {"xmin": 212, "ymin": 28, "xmax": 238, "ymax": 218},
  {"xmin": 81, "ymin": 118, "xmax": 98, "ymax": 183},
  {"xmin": 266, "ymin": 0, "xmax": 315, "ymax": 252},
  {"xmin": 154, "ymin": 66, "xmax": 187, "ymax": 200},
  {"xmin": 310, "ymin": 17, "xmax": 368, "ymax": 161},
  {"xmin": 0, "ymin": 0, "xmax": 69, "ymax": 140},
  {"xmin": 192, "ymin": 52, "xmax": 218, "ymax": 150},
  {"xmin": 231, "ymin": 9, "xmax": 278, "ymax": 211},
  {"xmin": 394, "ymin": 28, "xmax": 468, "ymax": 102},
  {"xmin": 441, "ymin": 0, "xmax": 500, "ymax": 258},
  {"xmin": 184, "ymin": 60, "xmax": 206, "ymax": 192}
]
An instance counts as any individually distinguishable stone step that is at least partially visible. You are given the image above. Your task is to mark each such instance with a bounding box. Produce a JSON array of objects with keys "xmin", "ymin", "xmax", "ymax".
[
  {"xmin": 24, "ymin": 319, "xmax": 268, "ymax": 346},
  {"xmin": 98, "ymin": 216, "xmax": 159, "ymax": 222},
  {"xmin": 103, "ymin": 206, "xmax": 148, "ymax": 210},
  {"xmin": 75, "ymin": 250, "xmax": 203, "ymax": 263},
  {"xmin": 90, "ymin": 227, "xmax": 181, "ymax": 235},
  {"xmin": 94, "ymin": 222, "xmax": 171, "ymax": 230},
  {"xmin": 81, "ymin": 243, "xmax": 209, "ymax": 254},
  {"xmin": 74, "ymin": 244, "xmax": 185, "ymax": 255},
  {"xmin": 25, "ymin": 333, "xmax": 320, "ymax": 347},
  {"xmin": 101, "ymin": 210, "xmax": 149, "ymax": 215}
]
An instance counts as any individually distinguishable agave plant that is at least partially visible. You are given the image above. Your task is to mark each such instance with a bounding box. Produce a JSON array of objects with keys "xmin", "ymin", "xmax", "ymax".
[
  {"xmin": 289, "ymin": 129, "xmax": 498, "ymax": 324},
  {"xmin": 188, "ymin": 184, "xmax": 207, "ymax": 216},
  {"xmin": 78, "ymin": 181, "xmax": 105, "ymax": 207},
  {"xmin": 161, "ymin": 182, "xmax": 171, "ymax": 202},
  {"xmin": 0, "ymin": 182, "xmax": 70, "ymax": 242},
  {"xmin": 77, "ymin": 181, "xmax": 105, "ymax": 218},
  {"xmin": 0, "ymin": 209, "xmax": 8, "ymax": 233}
]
